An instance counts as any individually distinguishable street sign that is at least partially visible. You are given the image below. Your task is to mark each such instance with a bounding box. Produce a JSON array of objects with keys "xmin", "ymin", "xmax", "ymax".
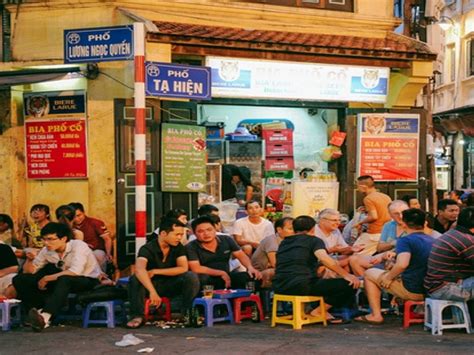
[
  {"xmin": 145, "ymin": 62, "xmax": 211, "ymax": 100},
  {"xmin": 64, "ymin": 25, "xmax": 134, "ymax": 63}
]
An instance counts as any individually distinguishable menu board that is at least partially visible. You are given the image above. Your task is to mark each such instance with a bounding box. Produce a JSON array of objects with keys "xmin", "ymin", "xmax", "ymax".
[
  {"xmin": 25, "ymin": 118, "xmax": 88, "ymax": 179},
  {"xmin": 357, "ymin": 113, "xmax": 419, "ymax": 181},
  {"xmin": 161, "ymin": 123, "xmax": 206, "ymax": 192}
]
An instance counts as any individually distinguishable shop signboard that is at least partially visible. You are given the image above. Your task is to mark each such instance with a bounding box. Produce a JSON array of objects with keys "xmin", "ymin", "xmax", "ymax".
[
  {"xmin": 25, "ymin": 118, "xmax": 88, "ymax": 179},
  {"xmin": 206, "ymin": 56, "xmax": 389, "ymax": 103},
  {"xmin": 145, "ymin": 62, "xmax": 211, "ymax": 100},
  {"xmin": 357, "ymin": 113, "xmax": 420, "ymax": 182},
  {"xmin": 161, "ymin": 123, "xmax": 207, "ymax": 192},
  {"xmin": 23, "ymin": 91, "xmax": 86, "ymax": 119},
  {"xmin": 64, "ymin": 25, "xmax": 134, "ymax": 63}
]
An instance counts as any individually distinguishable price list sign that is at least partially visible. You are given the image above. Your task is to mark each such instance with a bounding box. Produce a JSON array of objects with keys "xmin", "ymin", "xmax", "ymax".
[
  {"xmin": 25, "ymin": 118, "xmax": 88, "ymax": 179},
  {"xmin": 357, "ymin": 113, "xmax": 420, "ymax": 182}
]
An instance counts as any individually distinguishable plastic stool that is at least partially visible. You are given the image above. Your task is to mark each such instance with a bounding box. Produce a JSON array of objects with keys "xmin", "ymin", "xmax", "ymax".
[
  {"xmin": 271, "ymin": 294, "xmax": 327, "ymax": 330},
  {"xmin": 403, "ymin": 300, "xmax": 425, "ymax": 328},
  {"xmin": 424, "ymin": 298, "xmax": 472, "ymax": 335},
  {"xmin": 0, "ymin": 302, "xmax": 21, "ymax": 331},
  {"xmin": 192, "ymin": 297, "xmax": 234, "ymax": 327},
  {"xmin": 144, "ymin": 297, "xmax": 172, "ymax": 322},
  {"xmin": 82, "ymin": 300, "xmax": 126, "ymax": 328},
  {"xmin": 233, "ymin": 294, "xmax": 264, "ymax": 323},
  {"xmin": 116, "ymin": 277, "xmax": 130, "ymax": 286}
]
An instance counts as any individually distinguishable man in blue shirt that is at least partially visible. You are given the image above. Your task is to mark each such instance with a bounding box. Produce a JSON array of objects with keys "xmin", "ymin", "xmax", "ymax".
[{"xmin": 355, "ymin": 208, "xmax": 433, "ymax": 324}]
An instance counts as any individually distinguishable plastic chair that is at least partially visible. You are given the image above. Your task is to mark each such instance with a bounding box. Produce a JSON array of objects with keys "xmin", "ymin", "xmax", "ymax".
[
  {"xmin": 192, "ymin": 297, "xmax": 234, "ymax": 327},
  {"xmin": 144, "ymin": 297, "xmax": 172, "ymax": 322},
  {"xmin": 424, "ymin": 298, "xmax": 472, "ymax": 335},
  {"xmin": 233, "ymin": 294, "xmax": 265, "ymax": 323},
  {"xmin": 271, "ymin": 294, "xmax": 327, "ymax": 330},
  {"xmin": 0, "ymin": 302, "xmax": 21, "ymax": 331},
  {"xmin": 82, "ymin": 300, "xmax": 126, "ymax": 328},
  {"xmin": 403, "ymin": 300, "xmax": 425, "ymax": 328}
]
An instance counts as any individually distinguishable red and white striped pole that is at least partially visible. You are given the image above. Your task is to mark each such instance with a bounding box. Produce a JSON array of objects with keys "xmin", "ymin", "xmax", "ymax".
[{"xmin": 133, "ymin": 22, "xmax": 146, "ymax": 254}]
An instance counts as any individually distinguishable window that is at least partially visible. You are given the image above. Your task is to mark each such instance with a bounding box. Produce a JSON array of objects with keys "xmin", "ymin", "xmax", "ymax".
[
  {"xmin": 466, "ymin": 39, "xmax": 474, "ymax": 77},
  {"xmin": 241, "ymin": 0, "xmax": 354, "ymax": 12}
]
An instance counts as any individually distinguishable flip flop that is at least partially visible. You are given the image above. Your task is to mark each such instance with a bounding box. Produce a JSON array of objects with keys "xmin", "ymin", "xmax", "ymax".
[
  {"xmin": 126, "ymin": 317, "xmax": 144, "ymax": 329},
  {"xmin": 328, "ymin": 316, "xmax": 351, "ymax": 325},
  {"xmin": 354, "ymin": 315, "xmax": 384, "ymax": 325}
]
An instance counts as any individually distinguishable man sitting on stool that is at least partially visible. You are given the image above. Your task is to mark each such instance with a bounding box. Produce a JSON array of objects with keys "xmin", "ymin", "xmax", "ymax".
[
  {"xmin": 127, "ymin": 217, "xmax": 200, "ymax": 329},
  {"xmin": 355, "ymin": 209, "xmax": 434, "ymax": 325}
]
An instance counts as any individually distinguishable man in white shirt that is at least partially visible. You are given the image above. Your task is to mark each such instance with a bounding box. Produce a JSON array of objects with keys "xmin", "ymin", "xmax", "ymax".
[
  {"xmin": 12, "ymin": 222, "xmax": 101, "ymax": 332},
  {"xmin": 233, "ymin": 201, "xmax": 275, "ymax": 256}
]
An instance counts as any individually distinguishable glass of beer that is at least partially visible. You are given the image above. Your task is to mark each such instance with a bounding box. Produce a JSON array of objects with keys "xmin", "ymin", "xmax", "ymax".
[{"xmin": 203, "ymin": 285, "xmax": 214, "ymax": 299}]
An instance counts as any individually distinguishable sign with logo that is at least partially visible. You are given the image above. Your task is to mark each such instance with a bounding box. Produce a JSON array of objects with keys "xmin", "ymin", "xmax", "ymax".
[
  {"xmin": 357, "ymin": 113, "xmax": 420, "ymax": 181},
  {"xmin": 23, "ymin": 91, "xmax": 86, "ymax": 119},
  {"xmin": 161, "ymin": 123, "xmax": 207, "ymax": 192},
  {"xmin": 206, "ymin": 56, "xmax": 389, "ymax": 103},
  {"xmin": 64, "ymin": 25, "xmax": 133, "ymax": 63},
  {"xmin": 25, "ymin": 118, "xmax": 88, "ymax": 179},
  {"xmin": 145, "ymin": 62, "xmax": 211, "ymax": 100}
]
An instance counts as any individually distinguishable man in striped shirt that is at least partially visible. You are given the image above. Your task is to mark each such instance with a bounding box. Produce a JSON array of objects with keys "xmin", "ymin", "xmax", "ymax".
[{"xmin": 424, "ymin": 207, "xmax": 474, "ymax": 302}]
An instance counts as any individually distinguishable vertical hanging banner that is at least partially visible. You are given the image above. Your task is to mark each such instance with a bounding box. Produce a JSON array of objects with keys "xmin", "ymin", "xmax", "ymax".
[
  {"xmin": 161, "ymin": 123, "xmax": 207, "ymax": 192},
  {"xmin": 357, "ymin": 113, "xmax": 420, "ymax": 181}
]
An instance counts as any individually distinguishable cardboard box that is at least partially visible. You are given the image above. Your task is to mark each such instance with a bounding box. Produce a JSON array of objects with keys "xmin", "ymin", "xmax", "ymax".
[
  {"xmin": 262, "ymin": 129, "xmax": 293, "ymax": 143},
  {"xmin": 265, "ymin": 157, "xmax": 295, "ymax": 171},
  {"xmin": 265, "ymin": 143, "xmax": 293, "ymax": 157}
]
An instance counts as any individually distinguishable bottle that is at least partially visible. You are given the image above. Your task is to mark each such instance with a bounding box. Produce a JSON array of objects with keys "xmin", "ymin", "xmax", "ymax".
[{"xmin": 282, "ymin": 182, "xmax": 293, "ymax": 217}]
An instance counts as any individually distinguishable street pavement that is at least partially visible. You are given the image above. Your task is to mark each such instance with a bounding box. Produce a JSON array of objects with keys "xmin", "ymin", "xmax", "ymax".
[{"xmin": 1, "ymin": 314, "xmax": 473, "ymax": 354}]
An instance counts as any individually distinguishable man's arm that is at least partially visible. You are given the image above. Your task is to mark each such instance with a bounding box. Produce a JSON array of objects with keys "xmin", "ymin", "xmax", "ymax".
[
  {"xmin": 100, "ymin": 231, "xmax": 113, "ymax": 259},
  {"xmin": 234, "ymin": 234, "xmax": 259, "ymax": 248},
  {"xmin": 134, "ymin": 257, "xmax": 162, "ymax": 306},
  {"xmin": 148, "ymin": 255, "xmax": 188, "ymax": 277},
  {"xmin": 382, "ymin": 252, "xmax": 410, "ymax": 282},
  {"xmin": 376, "ymin": 239, "xmax": 396, "ymax": 253},
  {"xmin": 0, "ymin": 265, "xmax": 18, "ymax": 278},
  {"xmin": 314, "ymin": 249, "xmax": 360, "ymax": 288},
  {"xmin": 355, "ymin": 208, "xmax": 378, "ymax": 227},
  {"xmin": 188, "ymin": 260, "xmax": 230, "ymax": 288},
  {"xmin": 267, "ymin": 252, "xmax": 276, "ymax": 268},
  {"xmin": 233, "ymin": 250, "xmax": 262, "ymax": 279}
]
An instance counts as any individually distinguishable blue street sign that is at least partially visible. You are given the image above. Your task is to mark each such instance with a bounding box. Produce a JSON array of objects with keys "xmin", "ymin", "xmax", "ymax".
[
  {"xmin": 145, "ymin": 62, "xmax": 211, "ymax": 100},
  {"xmin": 64, "ymin": 25, "xmax": 134, "ymax": 63}
]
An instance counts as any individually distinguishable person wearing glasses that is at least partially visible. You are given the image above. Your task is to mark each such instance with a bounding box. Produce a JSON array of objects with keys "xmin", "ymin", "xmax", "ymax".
[
  {"xmin": 11, "ymin": 222, "xmax": 102, "ymax": 332},
  {"xmin": 314, "ymin": 209, "xmax": 364, "ymax": 278}
]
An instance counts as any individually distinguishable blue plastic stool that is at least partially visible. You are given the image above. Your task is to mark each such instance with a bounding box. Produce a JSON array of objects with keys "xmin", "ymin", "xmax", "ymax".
[
  {"xmin": 55, "ymin": 294, "xmax": 83, "ymax": 322},
  {"xmin": 116, "ymin": 277, "xmax": 130, "ymax": 286},
  {"xmin": 82, "ymin": 300, "xmax": 126, "ymax": 328},
  {"xmin": 192, "ymin": 298, "xmax": 234, "ymax": 327},
  {"xmin": 0, "ymin": 302, "xmax": 21, "ymax": 331}
]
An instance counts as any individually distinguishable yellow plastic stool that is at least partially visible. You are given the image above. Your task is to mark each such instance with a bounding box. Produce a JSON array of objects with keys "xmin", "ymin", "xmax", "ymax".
[{"xmin": 271, "ymin": 294, "xmax": 327, "ymax": 330}]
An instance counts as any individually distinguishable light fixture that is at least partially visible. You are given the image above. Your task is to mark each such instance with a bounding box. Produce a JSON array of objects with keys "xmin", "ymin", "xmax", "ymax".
[
  {"xmin": 438, "ymin": 16, "xmax": 455, "ymax": 31},
  {"xmin": 459, "ymin": 139, "xmax": 466, "ymax": 145}
]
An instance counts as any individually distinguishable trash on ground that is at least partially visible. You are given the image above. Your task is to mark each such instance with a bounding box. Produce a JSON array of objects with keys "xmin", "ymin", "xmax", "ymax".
[{"xmin": 115, "ymin": 334, "xmax": 145, "ymax": 347}]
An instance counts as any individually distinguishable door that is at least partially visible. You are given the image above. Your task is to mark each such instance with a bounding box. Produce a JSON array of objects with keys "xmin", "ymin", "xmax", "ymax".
[{"xmin": 114, "ymin": 99, "xmax": 162, "ymax": 269}]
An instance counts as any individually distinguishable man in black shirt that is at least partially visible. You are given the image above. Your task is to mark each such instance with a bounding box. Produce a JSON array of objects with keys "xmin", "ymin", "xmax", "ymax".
[
  {"xmin": 273, "ymin": 216, "xmax": 359, "ymax": 322},
  {"xmin": 433, "ymin": 199, "xmax": 460, "ymax": 234},
  {"xmin": 187, "ymin": 215, "xmax": 261, "ymax": 289},
  {"xmin": 0, "ymin": 243, "xmax": 19, "ymax": 296},
  {"xmin": 127, "ymin": 218, "xmax": 200, "ymax": 328}
]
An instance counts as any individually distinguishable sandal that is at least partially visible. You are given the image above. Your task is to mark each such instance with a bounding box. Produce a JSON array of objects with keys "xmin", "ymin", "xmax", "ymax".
[
  {"xmin": 354, "ymin": 315, "xmax": 384, "ymax": 325},
  {"xmin": 328, "ymin": 316, "xmax": 351, "ymax": 325},
  {"xmin": 126, "ymin": 317, "xmax": 144, "ymax": 329}
]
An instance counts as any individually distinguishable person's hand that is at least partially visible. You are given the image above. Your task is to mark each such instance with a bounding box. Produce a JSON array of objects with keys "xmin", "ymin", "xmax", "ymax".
[
  {"xmin": 384, "ymin": 251, "xmax": 396, "ymax": 261},
  {"xmin": 251, "ymin": 241, "xmax": 260, "ymax": 249},
  {"xmin": 247, "ymin": 267, "xmax": 262, "ymax": 280},
  {"xmin": 370, "ymin": 254, "xmax": 384, "ymax": 265},
  {"xmin": 149, "ymin": 291, "xmax": 162, "ymax": 307},
  {"xmin": 351, "ymin": 245, "xmax": 364, "ymax": 253},
  {"xmin": 220, "ymin": 272, "xmax": 231, "ymax": 288},
  {"xmin": 380, "ymin": 273, "xmax": 393, "ymax": 288},
  {"xmin": 26, "ymin": 250, "xmax": 38, "ymax": 261},
  {"xmin": 38, "ymin": 275, "xmax": 52, "ymax": 290},
  {"xmin": 344, "ymin": 274, "xmax": 360, "ymax": 289},
  {"xmin": 147, "ymin": 269, "xmax": 156, "ymax": 279},
  {"xmin": 106, "ymin": 254, "xmax": 113, "ymax": 262}
]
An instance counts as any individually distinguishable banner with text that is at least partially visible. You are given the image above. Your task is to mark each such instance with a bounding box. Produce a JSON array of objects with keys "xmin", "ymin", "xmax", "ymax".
[
  {"xmin": 161, "ymin": 123, "xmax": 206, "ymax": 192},
  {"xmin": 23, "ymin": 91, "xmax": 86, "ymax": 119},
  {"xmin": 25, "ymin": 118, "xmax": 88, "ymax": 179},
  {"xmin": 357, "ymin": 113, "xmax": 420, "ymax": 182}
]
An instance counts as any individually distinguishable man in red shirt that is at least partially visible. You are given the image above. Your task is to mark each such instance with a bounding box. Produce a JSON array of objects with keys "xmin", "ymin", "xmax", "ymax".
[{"xmin": 69, "ymin": 202, "xmax": 112, "ymax": 271}]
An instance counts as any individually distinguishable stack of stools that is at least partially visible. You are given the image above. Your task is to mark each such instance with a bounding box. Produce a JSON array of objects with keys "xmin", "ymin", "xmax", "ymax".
[
  {"xmin": 403, "ymin": 300, "xmax": 425, "ymax": 328},
  {"xmin": 233, "ymin": 294, "xmax": 264, "ymax": 323},
  {"xmin": 192, "ymin": 298, "xmax": 234, "ymax": 327},
  {"xmin": 0, "ymin": 301, "xmax": 21, "ymax": 331},
  {"xmin": 82, "ymin": 300, "xmax": 127, "ymax": 328},
  {"xmin": 271, "ymin": 295, "xmax": 327, "ymax": 330},
  {"xmin": 424, "ymin": 298, "xmax": 472, "ymax": 335},
  {"xmin": 144, "ymin": 297, "xmax": 172, "ymax": 322}
]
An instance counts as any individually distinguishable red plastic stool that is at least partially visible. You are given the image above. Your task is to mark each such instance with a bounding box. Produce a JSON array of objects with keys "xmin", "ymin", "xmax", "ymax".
[
  {"xmin": 233, "ymin": 294, "xmax": 264, "ymax": 324},
  {"xmin": 144, "ymin": 297, "xmax": 172, "ymax": 322},
  {"xmin": 403, "ymin": 300, "xmax": 425, "ymax": 328}
]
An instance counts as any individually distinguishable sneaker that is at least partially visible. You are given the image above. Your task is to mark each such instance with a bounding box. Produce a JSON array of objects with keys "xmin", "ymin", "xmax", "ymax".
[{"xmin": 28, "ymin": 308, "xmax": 46, "ymax": 332}]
